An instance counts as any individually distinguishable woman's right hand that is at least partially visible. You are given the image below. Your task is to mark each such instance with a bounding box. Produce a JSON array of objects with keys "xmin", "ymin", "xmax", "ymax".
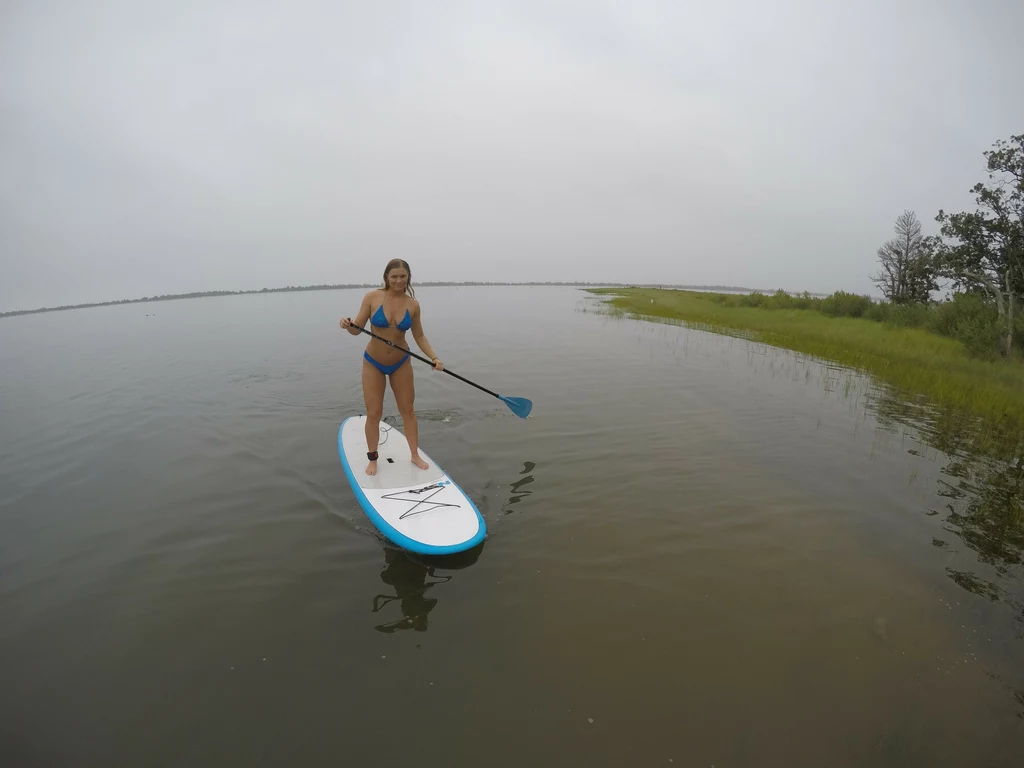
[{"xmin": 340, "ymin": 317, "xmax": 352, "ymax": 330}]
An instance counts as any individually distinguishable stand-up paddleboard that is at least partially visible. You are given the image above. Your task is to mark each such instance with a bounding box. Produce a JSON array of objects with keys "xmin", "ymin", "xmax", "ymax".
[{"xmin": 337, "ymin": 415, "xmax": 486, "ymax": 555}]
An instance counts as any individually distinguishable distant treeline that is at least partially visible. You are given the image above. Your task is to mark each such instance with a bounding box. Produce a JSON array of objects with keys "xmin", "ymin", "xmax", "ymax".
[{"xmin": 0, "ymin": 281, "xmax": 784, "ymax": 319}]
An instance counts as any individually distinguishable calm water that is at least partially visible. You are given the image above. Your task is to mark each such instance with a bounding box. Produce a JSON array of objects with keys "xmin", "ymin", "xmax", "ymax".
[{"xmin": 1, "ymin": 286, "xmax": 1021, "ymax": 767}]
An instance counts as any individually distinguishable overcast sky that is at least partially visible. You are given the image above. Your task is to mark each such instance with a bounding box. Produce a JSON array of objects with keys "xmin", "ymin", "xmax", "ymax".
[{"xmin": 2, "ymin": 0, "xmax": 1022, "ymax": 311}]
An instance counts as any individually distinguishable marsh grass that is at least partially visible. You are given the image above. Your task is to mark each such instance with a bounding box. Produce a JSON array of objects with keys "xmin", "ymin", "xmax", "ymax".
[{"xmin": 588, "ymin": 288, "xmax": 1024, "ymax": 433}]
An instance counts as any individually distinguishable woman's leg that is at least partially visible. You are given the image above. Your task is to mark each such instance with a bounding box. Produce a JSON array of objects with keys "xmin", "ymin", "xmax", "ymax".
[
  {"xmin": 362, "ymin": 358, "xmax": 387, "ymax": 475},
  {"xmin": 388, "ymin": 358, "xmax": 428, "ymax": 469}
]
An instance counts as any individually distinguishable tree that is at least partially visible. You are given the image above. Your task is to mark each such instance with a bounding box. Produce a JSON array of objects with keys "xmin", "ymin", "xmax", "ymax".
[
  {"xmin": 935, "ymin": 134, "xmax": 1024, "ymax": 357},
  {"xmin": 871, "ymin": 210, "xmax": 938, "ymax": 304}
]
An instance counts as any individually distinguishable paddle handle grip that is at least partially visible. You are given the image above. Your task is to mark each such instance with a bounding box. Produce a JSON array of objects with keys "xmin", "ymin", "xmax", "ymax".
[{"xmin": 353, "ymin": 324, "xmax": 503, "ymax": 400}]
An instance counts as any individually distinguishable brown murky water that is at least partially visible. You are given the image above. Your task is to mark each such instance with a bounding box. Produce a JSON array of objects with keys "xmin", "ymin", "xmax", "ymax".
[{"xmin": 1, "ymin": 286, "xmax": 1021, "ymax": 766}]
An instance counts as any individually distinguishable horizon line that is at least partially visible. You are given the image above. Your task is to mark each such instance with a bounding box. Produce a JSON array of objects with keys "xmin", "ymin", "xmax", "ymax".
[{"xmin": 0, "ymin": 281, "xmax": 835, "ymax": 319}]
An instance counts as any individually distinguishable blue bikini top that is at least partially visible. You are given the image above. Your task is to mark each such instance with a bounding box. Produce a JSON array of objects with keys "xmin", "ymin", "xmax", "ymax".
[{"xmin": 370, "ymin": 303, "xmax": 412, "ymax": 331}]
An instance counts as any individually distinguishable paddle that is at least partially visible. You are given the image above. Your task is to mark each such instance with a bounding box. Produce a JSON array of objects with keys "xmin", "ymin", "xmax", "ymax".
[{"xmin": 351, "ymin": 325, "xmax": 533, "ymax": 419}]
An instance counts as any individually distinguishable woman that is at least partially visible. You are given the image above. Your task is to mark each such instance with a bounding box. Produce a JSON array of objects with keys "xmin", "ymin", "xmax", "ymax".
[{"xmin": 340, "ymin": 259, "xmax": 444, "ymax": 476}]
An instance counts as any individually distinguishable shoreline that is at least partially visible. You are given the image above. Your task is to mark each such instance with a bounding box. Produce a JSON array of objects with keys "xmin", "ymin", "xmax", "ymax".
[{"xmin": 587, "ymin": 287, "xmax": 1024, "ymax": 443}]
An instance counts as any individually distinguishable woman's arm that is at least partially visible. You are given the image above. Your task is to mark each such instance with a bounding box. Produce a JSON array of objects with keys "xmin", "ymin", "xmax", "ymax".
[
  {"xmin": 340, "ymin": 291, "xmax": 374, "ymax": 335},
  {"xmin": 410, "ymin": 302, "xmax": 443, "ymax": 369}
]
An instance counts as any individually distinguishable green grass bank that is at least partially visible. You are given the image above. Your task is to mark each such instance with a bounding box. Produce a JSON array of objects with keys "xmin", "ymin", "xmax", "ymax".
[{"xmin": 587, "ymin": 287, "xmax": 1024, "ymax": 431}]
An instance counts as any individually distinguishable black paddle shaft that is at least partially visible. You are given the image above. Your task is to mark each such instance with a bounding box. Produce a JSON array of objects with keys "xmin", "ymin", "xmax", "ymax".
[{"xmin": 353, "ymin": 324, "xmax": 503, "ymax": 400}]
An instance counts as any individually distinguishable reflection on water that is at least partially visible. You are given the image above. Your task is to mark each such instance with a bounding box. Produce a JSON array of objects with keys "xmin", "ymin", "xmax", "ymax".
[
  {"xmin": 502, "ymin": 461, "xmax": 537, "ymax": 514},
  {"xmin": 872, "ymin": 386, "xmax": 1024, "ymax": 622},
  {"xmin": 370, "ymin": 543, "xmax": 483, "ymax": 633}
]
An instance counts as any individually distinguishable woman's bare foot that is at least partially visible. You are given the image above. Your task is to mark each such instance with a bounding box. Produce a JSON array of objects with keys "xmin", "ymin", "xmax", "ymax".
[
  {"xmin": 411, "ymin": 454, "xmax": 428, "ymax": 470},
  {"xmin": 365, "ymin": 459, "xmax": 378, "ymax": 476}
]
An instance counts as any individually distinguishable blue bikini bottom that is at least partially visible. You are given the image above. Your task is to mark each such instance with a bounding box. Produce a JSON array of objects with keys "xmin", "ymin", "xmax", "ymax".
[{"xmin": 364, "ymin": 350, "xmax": 410, "ymax": 375}]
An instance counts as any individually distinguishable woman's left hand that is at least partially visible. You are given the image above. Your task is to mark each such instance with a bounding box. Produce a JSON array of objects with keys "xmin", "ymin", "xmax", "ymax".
[{"xmin": 432, "ymin": 358, "xmax": 444, "ymax": 372}]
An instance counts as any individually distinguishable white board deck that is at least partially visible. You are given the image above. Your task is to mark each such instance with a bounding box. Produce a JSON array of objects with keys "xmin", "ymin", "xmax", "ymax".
[{"xmin": 337, "ymin": 415, "xmax": 486, "ymax": 554}]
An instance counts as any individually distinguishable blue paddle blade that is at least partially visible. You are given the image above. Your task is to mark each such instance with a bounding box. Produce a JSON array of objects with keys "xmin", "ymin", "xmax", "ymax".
[{"xmin": 500, "ymin": 395, "xmax": 533, "ymax": 419}]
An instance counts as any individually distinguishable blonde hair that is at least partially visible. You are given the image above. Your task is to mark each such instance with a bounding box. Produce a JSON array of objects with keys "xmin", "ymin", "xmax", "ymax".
[{"xmin": 382, "ymin": 258, "xmax": 415, "ymax": 297}]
